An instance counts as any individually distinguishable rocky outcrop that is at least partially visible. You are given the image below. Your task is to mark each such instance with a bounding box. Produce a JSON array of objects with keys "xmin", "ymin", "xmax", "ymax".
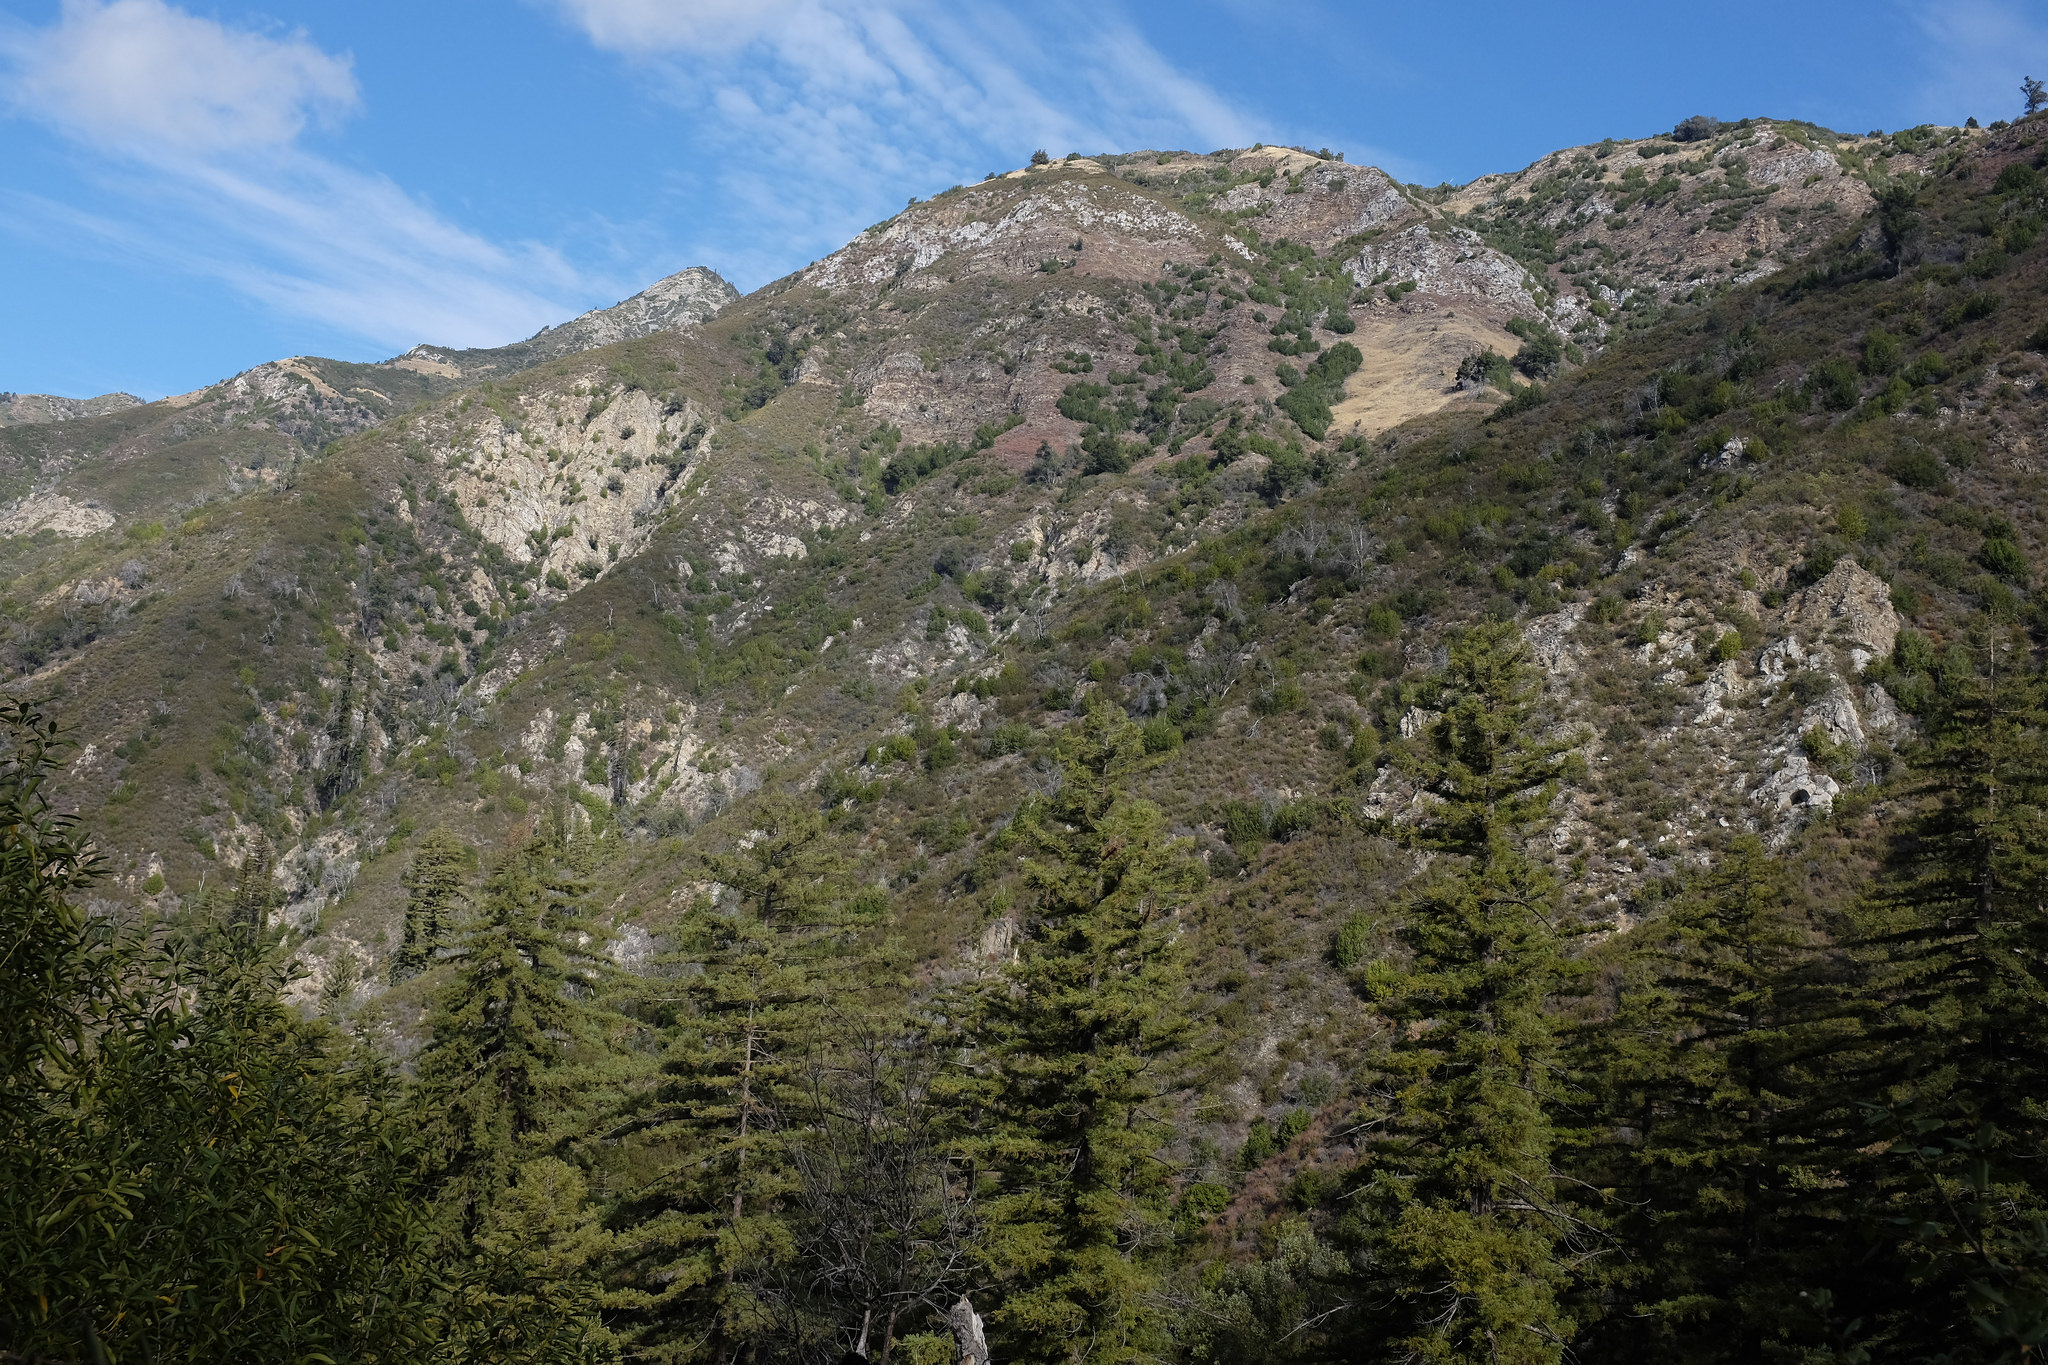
[
  {"xmin": 1787, "ymin": 557, "xmax": 1899, "ymax": 670},
  {"xmin": 0, "ymin": 492, "xmax": 115, "ymax": 538},
  {"xmin": 392, "ymin": 266, "xmax": 739, "ymax": 378}
]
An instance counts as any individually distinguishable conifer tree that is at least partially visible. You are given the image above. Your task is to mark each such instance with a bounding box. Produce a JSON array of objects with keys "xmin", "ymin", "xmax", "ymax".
[
  {"xmin": 1844, "ymin": 631, "xmax": 2048, "ymax": 1353},
  {"xmin": 1571, "ymin": 836, "xmax": 1853, "ymax": 1362},
  {"xmin": 413, "ymin": 835, "xmax": 613, "ymax": 1237},
  {"xmin": 608, "ymin": 796, "xmax": 863, "ymax": 1363},
  {"xmin": 229, "ymin": 832, "xmax": 274, "ymax": 929},
  {"xmin": 453, "ymin": 1155, "xmax": 619, "ymax": 1365},
  {"xmin": 1347, "ymin": 621, "xmax": 1583, "ymax": 1365},
  {"xmin": 393, "ymin": 825, "xmax": 473, "ymax": 980},
  {"xmin": 962, "ymin": 704, "xmax": 1202, "ymax": 1365}
]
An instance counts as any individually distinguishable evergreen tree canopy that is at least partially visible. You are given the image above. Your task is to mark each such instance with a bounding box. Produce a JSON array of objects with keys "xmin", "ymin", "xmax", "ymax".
[
  {"xmin": 394, "ymin": 824, "xmax": 475, "ymax": 980},
  {"xmin": 608, "ymin": 797, "xmax": 869, "ymax": 1363},
  {"xmin": 1845, "ymin": 633, "xmax": 2048, "ymax": 1355},
  {"xmin": 1572, "ymin": 836, "xmax": 1855, "ymax": 1362},
  {"xmin": 1350, "ymin": 622, "xmax": 1583, "ymax": 1365},
  {"xmin": 965, "ymin": 704, "xmax": 1203, "ymax": 1364},
  {"xmin": 414, "ymin": 835, "xmax": 615, "ymax": 1233}
]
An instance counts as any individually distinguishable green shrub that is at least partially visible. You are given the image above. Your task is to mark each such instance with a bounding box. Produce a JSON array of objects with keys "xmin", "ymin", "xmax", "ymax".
[
  {"xmin": 1221, "ymin": 800, "xmax": 1268, "ymax": 851},
  {"xmin": 1240, "ymin": 1119, "xmax": 1277, "ymax": 1168},
  {"xmin": 1456, "ymin": 350, "xmax": 1513, "ymax": 390},
  {"xmin": 1982, "ymin": 536, "xmax": 2030, "ymax": 581},
  {"xmin": 1275, "ymin": 342, "xmax": 1363, "ymax": 439},
  {"xmin": 1363, "ymin": 603, "xmax": 1402, "ymax": 639},
  {"xmin": 1141, "ymin": 716, "xmax": 1183, "ymax": 753},
  {"xmin": 1863, "ymin": 329, "xmax": 1903, "ymax": 376},
  {"xmin": 1510, "ymin": 326, "xmax": 1565, "ymax": 379},
  {"xmin": 1886, "ymin": 448, "xmax": 1949, "ymax": 491},
  {"xmin": 1808, "ymin": 357, "xmax": 1861, "ymax": 410},
  {"xmin": 1333, "ymin": 911, "xmax": 1372, "ymax": 968},
  {"xmin": 1800, "ymin": 725, "xmax": 1855, "ymax": 780}
]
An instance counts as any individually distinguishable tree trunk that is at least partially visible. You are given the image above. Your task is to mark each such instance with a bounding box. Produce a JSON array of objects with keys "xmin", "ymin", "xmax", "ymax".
[{"xmin": 947, "ymin": 1296, "xmax": 990, "ymax": 1365}]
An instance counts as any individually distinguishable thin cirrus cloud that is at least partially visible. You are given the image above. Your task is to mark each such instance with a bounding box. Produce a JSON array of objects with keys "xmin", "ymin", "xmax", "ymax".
[
  {"xmin": 0, "ymin": 0, "xmax": 593, "ymax": 358},
  {"xmin": 549, "ymin": 0, "xmax": 1260, "ymax": 282},
  {"xmin": 1907, "ymin": 0, "xmax": 2048, "ymax": 124}
]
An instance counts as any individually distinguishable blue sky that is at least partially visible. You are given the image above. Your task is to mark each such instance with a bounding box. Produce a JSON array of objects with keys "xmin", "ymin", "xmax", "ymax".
[{"xmin": 2, "ymin": 0, "xmax": 2044, "ymax": 400}]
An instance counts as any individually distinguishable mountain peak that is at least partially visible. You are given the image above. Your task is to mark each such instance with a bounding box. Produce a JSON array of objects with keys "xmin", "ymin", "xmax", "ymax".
[{"xmin": 390, "ymin": 266, "xmax": 740, "ymax": 380}]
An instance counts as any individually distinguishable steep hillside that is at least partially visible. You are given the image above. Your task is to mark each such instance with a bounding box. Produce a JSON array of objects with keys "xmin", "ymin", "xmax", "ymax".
[{"xmin": 0, "ymin": 108, "xmax": 2031, "ymax": 1021}]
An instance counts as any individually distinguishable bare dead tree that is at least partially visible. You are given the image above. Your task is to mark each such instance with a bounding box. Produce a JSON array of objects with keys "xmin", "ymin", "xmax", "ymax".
[
  {"xmin": 1331, "ymin": 522, "xmax": 1379, "ymax": 580},
  {"xmin": 1206, "ymin": 579, "xmax": 1244, "ymax": 624},
  {"xmin": 1273, "ymin": 513, "xmax": 1325, "ymax": 566},
  {"xmin": 760, "ymin": 1019, "xmax": 979, "ymax": 1364}
]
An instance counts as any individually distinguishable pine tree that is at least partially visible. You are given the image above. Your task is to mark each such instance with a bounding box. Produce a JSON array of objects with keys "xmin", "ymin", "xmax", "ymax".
[
  {"xmin": 962, "ymin": 704, "xmax": 1202, "ymax": 1365},
  {"xmin": 1570, "ymin": 837, "xmax": 1854, "ymax": 1362},
  {"xmin": 229, "ymin": 832, "xmax": 274, "ymax": 929},
  {"xmin": 452, "ymin": 1156, "xmax": 619, "ymax": 1365},
  {"xmin": 393, "ymin": 826, "xmax": 473, "ymax": 980},
  {"xmin": 1843, "ymin": 632, "xmax": 2048, "ymax": 1355},
  {"xmin": 316, "ymin": 647, "xmax": 368, "ymax": 810},
  {"xmin": 413, "ymin": 835, "xmax": 614, "ymax": 1237},
  {"xmin": 608, "ymin": 796, "xmax": 863, "ymax": 1363},
  {"xmin": 1346, "ymin": 621, "xmax": 1583, "ymax": 1365}
]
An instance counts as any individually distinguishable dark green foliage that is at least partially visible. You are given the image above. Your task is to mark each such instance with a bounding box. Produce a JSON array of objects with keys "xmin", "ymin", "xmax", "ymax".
[
  {"xmin": 1456, "ymin": 349, "xmax": 1513, "ymax": 391},
  {"xmin": 1506, "ymin": 316, "xmax": 1565, "ymax": 378},
  {"xmin": 1843, "ymin": 637, "xmax": 2048, "ymax": 1355},
  {"xmin": 1572, "ymin": 838, "xmax": 1854, "ymax": 1361},
  {"xmin": 0, "ymin": 701, "xmax": 444, "ymax": 1363},
  {"xmin": 1876, "ymin": 175, "xmax": 1922, "ymax": 270},
  {"xmin": 961, "ymin": 706, "xmax": 1203, "ymax": 1363},
  {"xmin": 1345, "ymin": 623, "xmax": 1583, "ymax": 1364},
  {"xmin": 1807, "ymin": 356, "xmax": 1861, "ymax": 410},
  {"xmin": 414, "ymin": 836, "xmax": 614, "ymax": 1234},
  {"xmin": 608, "ymin": 799, "xmax": 867, "ymax": 1362},
  {"xmin": 393, "ymin": 824, "xmax": 473, "ymax": 979},
  {"xmin": 1982, "ymin": 535, "xmax": 2030, "ymax": 581},
  {"xmin": 1275, "ymin": 341, "xmax": 1362, "ymax": 440}
]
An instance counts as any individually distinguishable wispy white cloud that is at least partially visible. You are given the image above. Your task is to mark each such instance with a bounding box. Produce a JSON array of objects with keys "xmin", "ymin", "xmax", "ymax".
[
  {"xmin": 0, "ymin": 0, "xmax": 600, "ymax": 356},
  {"xmin": 549, "ymin": 0, "xmax": 1260, "ymax": 283},
  {"xmin": 4, "ymin": 0, "xmax": 358, "ymax": 153},
  {"xmin": 1907, "ymin": 0, "xmax": 2048, "ymax": 125}
]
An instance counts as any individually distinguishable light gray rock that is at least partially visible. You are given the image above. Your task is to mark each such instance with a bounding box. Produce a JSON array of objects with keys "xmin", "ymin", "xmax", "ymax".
[
  {"xmin": 1790, "ymin": 557, "xmax": 1898, "ymax": 665},
  {"xmin": 392, "ymin": 266, "xmax": 739, "ymax": 378}
]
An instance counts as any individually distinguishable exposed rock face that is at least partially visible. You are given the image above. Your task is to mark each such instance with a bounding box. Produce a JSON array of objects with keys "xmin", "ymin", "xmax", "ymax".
[
  {"xmin": 1343, "ymin": 221, "xmax": 1541, "ymax": 314},
  {"xmin": 0, "ymin": 392, "xmax": 144, "ymax": 427},
  {"xmin": 392, "ymin": 267, "xmax": 740, "ymax": 378},
  {"xmin": 1789, "ymin": 557, "xmax": 1899, "ymax": 670},
  {"xmin": 1207, "ymin": 156, "xmax": 1414, "ymax": 251},
  {"xmin": 409, "ymin": 380, "xmax": 718, "ymax": 596},
  {"xmin": 803, "ymin": 177, "xmax": 1218, "ymax": 296},
  {"xmin": 0, "ymin": 492, "xmax": 115, "ymax": 538}
]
